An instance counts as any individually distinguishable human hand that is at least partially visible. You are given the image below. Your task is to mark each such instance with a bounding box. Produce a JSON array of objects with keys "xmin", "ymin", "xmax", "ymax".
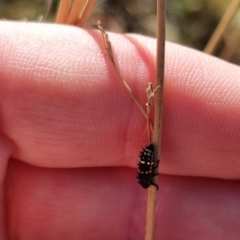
[{"xmin": 0, "ymin": 22, "xmax": 240, "ymax": 239}]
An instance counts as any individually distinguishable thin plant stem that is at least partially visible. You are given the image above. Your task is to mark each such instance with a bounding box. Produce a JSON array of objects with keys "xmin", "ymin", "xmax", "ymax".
[
  {"xmin": 204, "ymin": 0, "xmax": 240, "ymax": 54},
  {"xmin": 97, "ymin": 21, "xmax": 153, "ymax": 132},
  {"xmin": 146, "ymin": 84, "xmax": 160, "ymax": 143},
  {"xmin": 77, "ymin": 0, "xmax": 96, "ymax": 27},
  {"xmin": 145, "ymin": 0, "xmax": 165, "ymax": 239},
  {"xmin": 56, "ymin": 0, "xmax": 71, "ymax": 23},
  {"xmin": 67, "ymin": 0, "xmax": 86, "ymax": 25},
  {"xmin": 219, "ymin": 26, "xmax": 240, "ymax": 61}
]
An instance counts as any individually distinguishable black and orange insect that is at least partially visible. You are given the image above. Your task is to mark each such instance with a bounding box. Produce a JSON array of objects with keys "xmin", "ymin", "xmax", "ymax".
[{"xmin": 137, "ymin": 144, "xmax": 159, "ymax": 189}]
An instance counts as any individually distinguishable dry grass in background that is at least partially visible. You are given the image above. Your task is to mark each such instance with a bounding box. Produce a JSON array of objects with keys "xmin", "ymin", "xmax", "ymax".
[{"xmin": 0, "ymin": 0, "xmax": 239, "ymax": 64}]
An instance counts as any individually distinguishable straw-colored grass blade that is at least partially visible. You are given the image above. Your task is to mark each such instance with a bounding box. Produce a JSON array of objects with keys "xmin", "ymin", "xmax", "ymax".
[{"xmin": 56, "ymin": 0, "xmax": 71, "ymax": 23}]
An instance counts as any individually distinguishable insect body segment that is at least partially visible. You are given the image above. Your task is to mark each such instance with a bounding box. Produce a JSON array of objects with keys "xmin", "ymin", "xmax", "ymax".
[{"xmin": 137, "ymin": 144, "xmax": 159, "ymax": 190}]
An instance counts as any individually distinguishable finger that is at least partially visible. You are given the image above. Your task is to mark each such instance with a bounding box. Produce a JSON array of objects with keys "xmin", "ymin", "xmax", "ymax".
[
  {"xmin": 0, "ymin": 184, "xmax": 7, "ymax": 239},
  {"xmin": 1, "ymin": 22, "xmax": 240, "ymax": 179},
  {"xmin": 6, "ymin": 160, "xmax": 240, "ymax": 240},
  {"xmin": 0, "ymin": 134, "xmax": 15, "ymax": 239},
  {"xmin": 0, "ymin": 22, "xmax": 150, "ymax": 168},
  {"xmin": 0, "ymin": 134, "xmax": 14, "ymax": 182}
]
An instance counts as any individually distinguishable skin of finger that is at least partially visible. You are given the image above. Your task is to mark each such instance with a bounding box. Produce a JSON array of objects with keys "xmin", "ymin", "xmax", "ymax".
[
  {"xmin": 0, "ymin": 134, "xmax": 15, "ymax": 240},
  {"xmin": 0, "ymin": 183, "xmax": 7, "ymax": 240},
  {"xmin": 0, "ymin": 134, "xmax": 15, "ymax": 182},
  {"xmin": 6, "ymin": 160, "xmax": 240, "ymax": 240},
  {"xmin": 0, "ymin": 22, "xmax": 240, "ymax": 179},
  {"xmin": 0, "ymin": 22, "xmax": 150, "ymax": 168}
]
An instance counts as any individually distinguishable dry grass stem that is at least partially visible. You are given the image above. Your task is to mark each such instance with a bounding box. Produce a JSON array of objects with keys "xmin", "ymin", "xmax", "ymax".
[
  {"xmin": 146, "ymin": 83, "xmax": 160, "ymax": 143},
  {"xmin": 77, "ymin": 0, "xmax": 96, "ymax": 27},
  {"xmin": 219, "ymin": 27, "xmax": 240, "ymax": 61},
  {"xmin": 97, "ymin": 17, "xmax": 165, "ymax": 240},
  {"xmin": 145, "ymin": 0, "xmax": 165, "ymax": 239},
  {"xmin": 56, "ymin": 0, "xmax": 71, "ymax": 23},
  {"xmin": 97, "ymin": 21, "xmax": 114, "ymax": 63},
  {"xmin": 204, "ymin": 0, "xmax": 240, "ymax": 54},
  {"xmin": 56, "ymin": 0, "xmax": 95, "ymax": 26},
  {"xmin": 97, "ymin": 21, "xmax": 153, "ymax": 131},
  {"xmin": 67, "ymin": 0, "xmax": 86, "ymax": 25}
]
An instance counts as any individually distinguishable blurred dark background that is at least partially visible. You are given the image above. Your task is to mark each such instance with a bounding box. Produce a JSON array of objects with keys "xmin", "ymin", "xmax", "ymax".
[{"xmin": 0, "ymin": 0, "xmax": 239, "ymax": 64}]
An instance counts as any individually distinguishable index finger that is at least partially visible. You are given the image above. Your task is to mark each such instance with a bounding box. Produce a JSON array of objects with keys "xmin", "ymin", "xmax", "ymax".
[{"xmin": 0, "ymin": 22, "xmax": 240, "ymax": 180}]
